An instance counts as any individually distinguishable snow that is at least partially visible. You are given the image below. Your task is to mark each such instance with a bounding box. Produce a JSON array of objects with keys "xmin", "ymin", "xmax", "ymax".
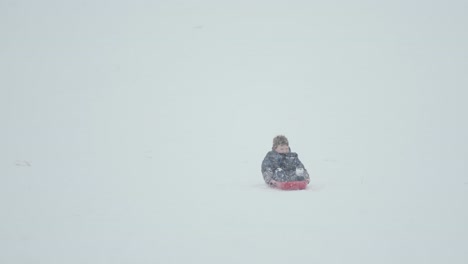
[{"xmin": 1, "ymin": 0, "xmax": 468, "ymax": 263}]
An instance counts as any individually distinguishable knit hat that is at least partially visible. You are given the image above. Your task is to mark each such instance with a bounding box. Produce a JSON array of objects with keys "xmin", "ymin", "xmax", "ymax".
[{"xmin": 272, "ymin": 135, "xmax": 289, "ymax": 150}]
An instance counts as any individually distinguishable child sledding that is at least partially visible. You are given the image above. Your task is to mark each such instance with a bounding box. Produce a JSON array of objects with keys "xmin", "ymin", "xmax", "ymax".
[{"xmin": 261, "ymin": 135, "xmax": 310, "ymax": 190}]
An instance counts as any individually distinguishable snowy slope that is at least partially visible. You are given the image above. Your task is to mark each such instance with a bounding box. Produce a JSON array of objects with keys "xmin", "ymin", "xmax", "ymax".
[{"xmin": 1, "ymin": 1, "xmax": 468, "ymax": 263}]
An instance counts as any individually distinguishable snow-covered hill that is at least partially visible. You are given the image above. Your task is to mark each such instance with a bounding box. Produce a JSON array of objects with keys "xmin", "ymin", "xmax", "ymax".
[{"xmin": 2, "ymin": 1, "xmax": 467, "ymax": 263}]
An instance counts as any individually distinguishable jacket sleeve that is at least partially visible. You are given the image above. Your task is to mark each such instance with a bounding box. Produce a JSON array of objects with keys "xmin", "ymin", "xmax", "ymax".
[
  {"xmin": 294, "ymin": 153, "xmax": 305, "ymax": 168},
  {"xmin": 295, "ymin": 154, "xmax": 310, "ymax": 182},
  {"xmin": 261, "ymin": 151, "xmax": 281, "ymax": 173}
]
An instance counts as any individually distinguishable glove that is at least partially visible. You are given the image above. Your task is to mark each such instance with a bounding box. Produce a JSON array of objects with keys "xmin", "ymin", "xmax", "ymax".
[{"xmin": 296, "ymin": 167, "xmax": 304, "ymax": 176}]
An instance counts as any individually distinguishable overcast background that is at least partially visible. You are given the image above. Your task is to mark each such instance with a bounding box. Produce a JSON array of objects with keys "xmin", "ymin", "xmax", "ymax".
[{"xmin": 1, "ymin": 0, "xmax": 468, "ymax": 263}]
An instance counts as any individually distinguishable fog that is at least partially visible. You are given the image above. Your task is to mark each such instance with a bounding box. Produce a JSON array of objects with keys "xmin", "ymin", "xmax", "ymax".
[{"xmin": 1, "ymin": 1, "xmax": 467, "ymax": 263}]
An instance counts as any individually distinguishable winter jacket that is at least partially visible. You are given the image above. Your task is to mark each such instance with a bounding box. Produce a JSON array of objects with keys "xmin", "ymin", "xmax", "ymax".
[{"xmin": 261, "ymin": 150, "xmax": 310, "ymax": 184}]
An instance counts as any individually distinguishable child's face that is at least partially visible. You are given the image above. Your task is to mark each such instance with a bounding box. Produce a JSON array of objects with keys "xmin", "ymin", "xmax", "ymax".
[{"xmin": 275, "ymin": 144, "xmax": 290, "ymax": 154}]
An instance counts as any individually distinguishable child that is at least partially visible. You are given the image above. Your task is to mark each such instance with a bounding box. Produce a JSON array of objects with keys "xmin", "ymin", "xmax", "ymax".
[{"xmin": 261, "ymin": 135, "xmax": 310, "ymax": 186}]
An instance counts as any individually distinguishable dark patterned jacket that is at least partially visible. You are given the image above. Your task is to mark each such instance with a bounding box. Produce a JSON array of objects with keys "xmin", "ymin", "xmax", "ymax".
[{"xmin": 261, "ymin": 150, "xmax": 310, "ymax": 184}]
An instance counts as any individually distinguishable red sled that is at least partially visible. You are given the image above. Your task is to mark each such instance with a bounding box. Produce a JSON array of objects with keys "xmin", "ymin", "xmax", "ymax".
[{"xmin": 273, "ymin": 181, "xmax": 308, "ymax": 190}]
